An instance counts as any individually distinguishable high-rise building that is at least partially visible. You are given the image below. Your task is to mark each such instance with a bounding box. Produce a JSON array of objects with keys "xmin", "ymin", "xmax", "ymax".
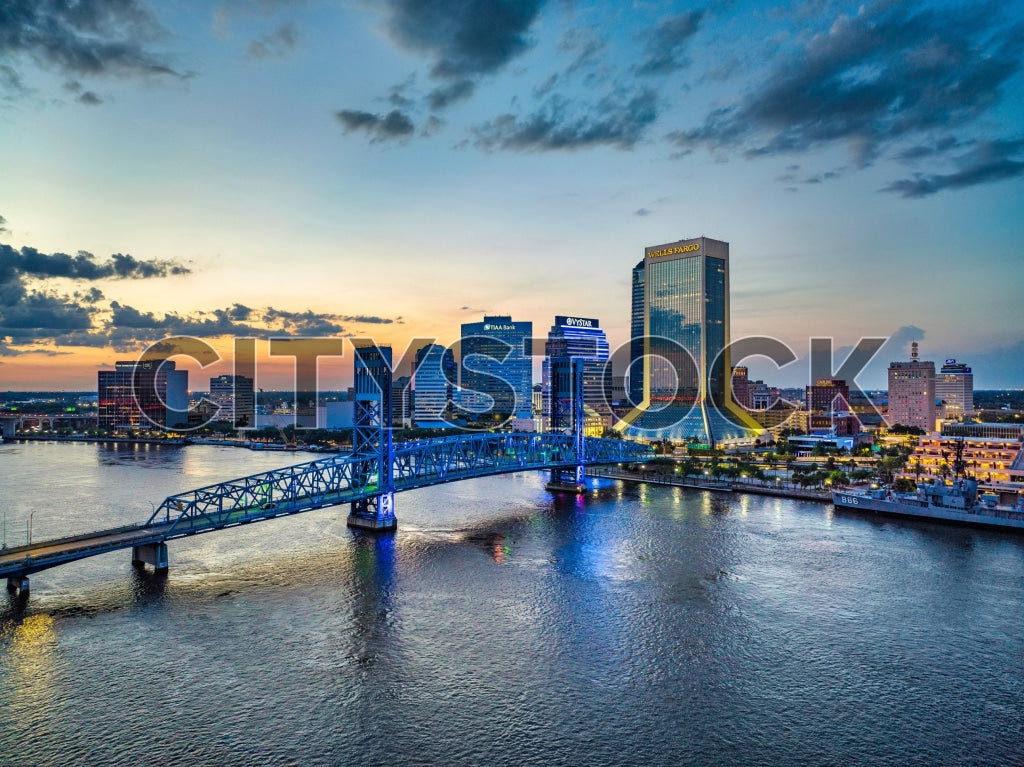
[
  {"xmin": 209, "ymin": 374, "xmax": 255, "ymax": 427},
  {"xmin": 732, "ymin": 366, "xmax": 751, "ymax": 409},
  {"xmin": 542, "ymin": 315, "xmax": 612, "ymax": 434},
  {"xmin": 413, "ymin": 343, "xmax": 456, "ymax": 428},
  {"xmin": 98, "ymin": 359, "xmax": 187, "ymax": 430},
  {"xmin": 936, "ymin": 359, "xmax": 974, "ymax": 417},
  {"xmin": 392, "ymin": 375, "xmax": 413, "ymax": 428},
  {"xmin": 805, "ymin": 378, "xmax": 856, "ymax": 435},
  {"xmin": 887, "ymin": 342, "xmax": 936, "ymax": 431},
  {"xmin": 628, "ymin": 259, "xmax": 645, "ymax": 406},
  {"xmin": 620, "ymin": 236, "xmax": 760, "ymax": 445},
  {"xmin": 460, "ymin": 315, "xmax": 533, "ymax": 423}
]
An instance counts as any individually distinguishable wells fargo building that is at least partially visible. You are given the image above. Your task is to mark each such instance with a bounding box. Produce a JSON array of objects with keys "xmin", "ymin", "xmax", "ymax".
[{"xmin": 622, "ymin": 236, "xmax": 761, "ymax": 445}]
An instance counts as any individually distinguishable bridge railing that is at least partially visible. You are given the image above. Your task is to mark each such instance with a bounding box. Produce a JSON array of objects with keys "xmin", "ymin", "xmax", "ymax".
[
  {"xmin": 143, "ymin": 433, "xmax": 653, "ymax": 536},
  {"xmin": 145, "ymin": 452, "xmax": 379, "ymax": 535}
]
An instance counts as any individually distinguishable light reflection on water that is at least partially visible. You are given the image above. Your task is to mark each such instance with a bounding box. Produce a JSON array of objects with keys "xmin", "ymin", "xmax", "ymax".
[{"xmin": 0, "ymin": 442, "xmax": 1022, "ymax": 766}]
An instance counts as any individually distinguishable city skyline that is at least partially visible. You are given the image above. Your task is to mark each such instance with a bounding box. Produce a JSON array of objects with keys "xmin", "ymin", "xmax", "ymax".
[{"xmin": 2, "ymin": 0, "xmax": 1023, "ymax": 390}]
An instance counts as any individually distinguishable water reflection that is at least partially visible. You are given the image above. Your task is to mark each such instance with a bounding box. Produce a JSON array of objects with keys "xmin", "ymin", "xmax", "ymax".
[{"xmin": 345, "ymin": 533, "xmax": 397, "ymax": 669}]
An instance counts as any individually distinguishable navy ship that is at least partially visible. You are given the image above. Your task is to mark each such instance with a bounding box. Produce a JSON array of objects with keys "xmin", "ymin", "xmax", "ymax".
[{"xmin": 832, "ymin": 478, "xmax": 1024, "ymax": 531}]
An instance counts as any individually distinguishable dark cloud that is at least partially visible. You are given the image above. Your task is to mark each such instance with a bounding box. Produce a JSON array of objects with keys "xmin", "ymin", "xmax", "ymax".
[
  {"xmin": 335, "ymin": 109, "xmax": 415, "ymax": 142},
  {"xmin": 0, "ymin": 0, "xmax": 183, "ymax": 92},
  {"xmin": 78, "ymin": 90, "xmax": 102, "ymax": 105},
  {"xmin": 388, "ymin": 75, "xmax": 417, "ymax": 108},
  {"xmin": 636, "ymin": 10, "xmax": 705, "ymax": 75},
  {"xmin": 0, "ymin": 244, "xmax": 191, "ymax": 282},
  {"xmin": 634, "ymin": 208, "xmax": 652, "ymax": 217},
  {"xmin": 669, "ymin": 1, "xmax": 1024, "ymax": 177},
  {"xmin": 342, "ymin": 315, "xmax": 394, "ymax": 325},
  {"xmin": 472, "ymin": 89, "xmax": 659, "ymax": 152},
  {"xmin": 426, "ymin": 78, "xmax": 475, "ymax": 110},
  {"xmin": 0, "ymin": 290, "xmax": 94, "ymax": 336},
  {"xmin": 0, "ymin": 214, "xmax": 7, "ymax": 234},
  {"xmin": 247, "ymin": 22, "xmax": 298, "ymax": 59},
  {"xmin": 383, "ymin": 0, "xmax": 547, "ymax": 80},
  {"xmin": 882, "ymin": 139, "xmax": 1024, "ymax": 198},
  {"xmin": 99, "ymin": 304, "xmax": 352, "ymax": 350}
]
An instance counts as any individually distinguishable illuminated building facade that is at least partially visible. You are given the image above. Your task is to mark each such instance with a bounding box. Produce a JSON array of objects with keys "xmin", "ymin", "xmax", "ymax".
[
  {"xmin": 620, "ymin": 236, "xmax": 761, "ymax": 445},
  {"xmin": 413, "ymin": 343, "xmax": 456, "ymax": 428},
  {"xmin": 936, "ymin": 359, "xmax": 974, "ymax": 417},
  {"xmin": 887, "ymin": 342, "xmax": 936, "ymax": 431},
  {"xmin": 628, "ymin": 260, "xmax": 645, "ymax": 406},
  {"xmin": 460, "ymin": 315, "xmax": 533, "ymax": 421},
  {"xmin": 209, "ymin": 374, "xmax": 255, "ymax": 427},
  {"xmin": 98, "ymin": 359, "xmax": 187, "ymax": 430},
  {"xmin": 543, "ymin": 316, "xmax": 612, "ymax": 434}
]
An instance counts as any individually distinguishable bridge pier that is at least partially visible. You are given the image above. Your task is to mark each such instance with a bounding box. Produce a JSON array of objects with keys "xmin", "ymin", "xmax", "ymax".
[
  {"xmin": 347, "ymin": 493, "xmax": 397, "ymax": 532},
  {"xmin": 546, "ymin": 465, "xmax": 587, "ymax": 494},
  {"xmin": 6, "ymin": 576, "xmax": 29, "ymax": 597},
  {"xmin": 131, "ymin": 542, "xmax": 169, "ymax": 572}
]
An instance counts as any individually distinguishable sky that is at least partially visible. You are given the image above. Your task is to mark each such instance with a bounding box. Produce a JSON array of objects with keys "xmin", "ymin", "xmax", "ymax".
[{"xmin": 1, "ymin": 0, "xmax": 1023, "ymax": 391}]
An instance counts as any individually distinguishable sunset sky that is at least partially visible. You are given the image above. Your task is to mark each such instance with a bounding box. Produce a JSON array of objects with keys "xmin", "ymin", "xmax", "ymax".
[{"xmin": 1, "ymin": 0, "xmax": 1023, "ymax": 390}]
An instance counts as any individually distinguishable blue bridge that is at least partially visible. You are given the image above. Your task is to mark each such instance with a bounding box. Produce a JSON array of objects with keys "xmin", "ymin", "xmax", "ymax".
[{"xmin": 1, "ymin": 350, "xmax": 652, "ymax": 598}]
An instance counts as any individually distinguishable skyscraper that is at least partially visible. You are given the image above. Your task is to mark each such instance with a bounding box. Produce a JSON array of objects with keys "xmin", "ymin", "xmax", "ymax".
[
  {"xmin": 413, "ymin": 343, "xmax": 456, "ymax": 428},
  {"xmin": 98, "ymin": 359, "xmax": 187, "ymax": 430},
  {"xmin": 620, "ymin": 236, "xmax": 760, "ymax": 445},
  {"xmin": 936, "ymin": 359, "xmax": 974, "ymax": 417},
  {"xmin": 543, "ymin": 315, "xmax": 612, "ymax": 434},
  {"xmin": 628, "ymin": 259, "xmax": 645, "ymax": 406},
  {"xmin": 209, "ymin": 374, "xmax": 255, "ymax": 427},
  {"xmin": 887, "ymin": 342, "xmax": 936, "ymax": 431},
  {"xmin": 460, "ymin": 315, "xmax": 533, "ymax": 423}
]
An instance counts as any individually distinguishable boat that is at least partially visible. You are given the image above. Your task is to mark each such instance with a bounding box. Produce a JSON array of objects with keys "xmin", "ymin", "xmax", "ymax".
[{"xmin": 832, "ymin": 478, "xmax": 1024, "ymax": 531}]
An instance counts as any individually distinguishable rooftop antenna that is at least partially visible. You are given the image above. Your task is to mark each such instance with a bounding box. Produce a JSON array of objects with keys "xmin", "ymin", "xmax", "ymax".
[{"xmin": 911, "ymin": 341, "xmax": 919, "ymax": 360}]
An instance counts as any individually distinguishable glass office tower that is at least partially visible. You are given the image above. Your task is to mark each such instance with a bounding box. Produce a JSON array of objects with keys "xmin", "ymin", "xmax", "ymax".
[
  {"xmin": 543, "ymin": 316, "xmax": 612, "ymax": 432},
  {"xmin": 621, "ymin": 236, "xmax": 760, "ymax": 445},
  {"xmin": 460, "ymin": 315, "xmax": 533, "ymax": 421},
  {"xmin": 628, "ymin": 260, "xmax": 645, "ymax": 407}
]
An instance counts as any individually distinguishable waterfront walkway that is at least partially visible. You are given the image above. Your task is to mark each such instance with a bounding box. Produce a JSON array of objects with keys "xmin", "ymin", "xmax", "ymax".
[{"xmin": 587, "ymin": 467, "xmax": 833, "ymax": 502}]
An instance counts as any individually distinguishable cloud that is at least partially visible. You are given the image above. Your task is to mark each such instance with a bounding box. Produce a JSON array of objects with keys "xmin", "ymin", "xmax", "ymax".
[
  {"xmin": 636, "ymin": 10, "xmax": 705, "ymax": 75},
  {"xmin": 78, "ymin": 90, "xmax": 102, "ymax": 105},
  {"xmin": 472, "ymin": 89, "xmax": 659, "ymax": 152},
  {"xmin": 99, "ymin": 303, "xmax": 354, "ymax": 350},
  {"xmin": 426, "ymin": 78, "xmax": 475, "ymax": 110},
  {"xmin": 0, "ymin": 245, "xmax": 191, "ymax": 282},
  {"xmin": 247, "ymin": 22, "xmax": 298, "ymax": 59},
  {"xmin": 634, "ymin": 208, "xmax": 652, "ymax": 216},
  {"xmin": 382, "ymin": 0, "xmax": 548, "ymax": 81},
  {"xmin": 668, "ymin": 1, "xmax": 1024, "ymax": 173},
  {"xmin": 335, "ymin": 109, "xmax": 415, "ymax": 142},
  {"xmin": 342, "ymin": 315, "xmax": 394, "ymax": 325},
  {"xmin": 0, "ymin": 234, "xmax": 389, "ymax": 356},
  {"xmin": 0, "ymin": 214, "xmax": 7, "ymax": 234},
  {"xmin": 0, "ymin": 0, "xmax": 184, "ymax": 92},
  {"xmin": 882, "ymin": 139, "xmax": 1024, "ymax": 198}
]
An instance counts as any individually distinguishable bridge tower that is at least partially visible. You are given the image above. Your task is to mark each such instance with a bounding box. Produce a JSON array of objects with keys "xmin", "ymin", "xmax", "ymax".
[
  {"xmin": 546, "ymin": 357, "xmax": 588, "ymax": 493},
  {"xmin": 347, "ymin": 344, "xmax": 397, "ymax": 531}
]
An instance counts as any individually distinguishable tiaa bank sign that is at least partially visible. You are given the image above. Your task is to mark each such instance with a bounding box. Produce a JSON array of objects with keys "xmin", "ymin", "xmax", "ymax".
[{"xmin": 560, "ymin": 317, "xmax": 597, "ymax": 328}]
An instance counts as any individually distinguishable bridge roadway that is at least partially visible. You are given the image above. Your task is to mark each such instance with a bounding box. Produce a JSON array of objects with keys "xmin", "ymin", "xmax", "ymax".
[{"xmin": 2, "ymin": 432, "xmax": 653, "ymax": 590}]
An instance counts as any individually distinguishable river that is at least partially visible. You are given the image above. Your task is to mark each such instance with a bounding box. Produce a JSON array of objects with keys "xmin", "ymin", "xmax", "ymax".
[{"xmin": 1, "ymin": 441, "xmax": 1022, "ymax": 766}]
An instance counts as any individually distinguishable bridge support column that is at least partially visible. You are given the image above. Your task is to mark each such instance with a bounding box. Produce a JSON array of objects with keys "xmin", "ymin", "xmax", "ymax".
[
  {"xmin": 131, "ymin": 542, "xmax": 169, "ymax": 572},
  {"xmin": 347, "ymin": 492, "xmax": 397, "ymax": 532},
  {"xmin": 546, "ymin": 466, "xmax": 586, "ymax": 494},
  {"xmin": 6, "ymin": 576, "xmax": 29, "ymax": 597}
]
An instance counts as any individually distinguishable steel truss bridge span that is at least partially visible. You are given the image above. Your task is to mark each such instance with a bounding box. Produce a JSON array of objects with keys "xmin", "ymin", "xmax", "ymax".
[{"xmin": 1, "ymin": 433, "xmax": 652, "ymax": 592}]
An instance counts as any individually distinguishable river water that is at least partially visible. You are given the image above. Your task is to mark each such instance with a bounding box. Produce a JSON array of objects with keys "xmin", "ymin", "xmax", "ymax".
[{"xmin": 1, "ymin": 441, "xmax": 1022, "ymax": 766}]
